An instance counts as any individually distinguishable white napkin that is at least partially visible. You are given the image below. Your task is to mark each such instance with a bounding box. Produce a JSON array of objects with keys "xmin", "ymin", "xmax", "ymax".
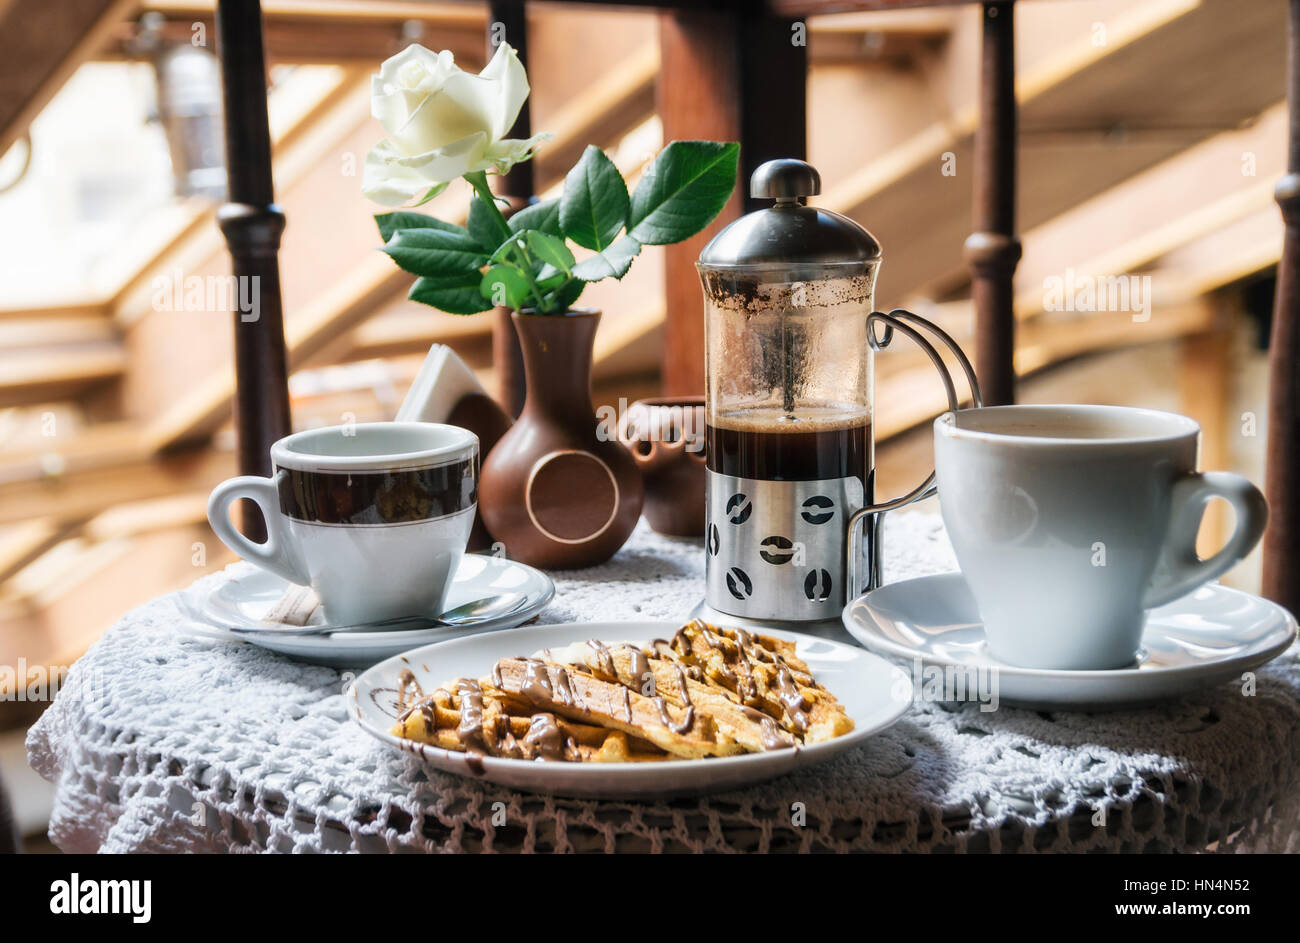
[{"xmin": 395, "ymin": 344, "xmax": 492, "ymax": 423}]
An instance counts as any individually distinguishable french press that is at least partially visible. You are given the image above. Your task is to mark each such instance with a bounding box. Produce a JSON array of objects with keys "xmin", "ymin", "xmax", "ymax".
[{"xmin": 692, "ymin": 159, "xmax": 981, "ymax": 637}]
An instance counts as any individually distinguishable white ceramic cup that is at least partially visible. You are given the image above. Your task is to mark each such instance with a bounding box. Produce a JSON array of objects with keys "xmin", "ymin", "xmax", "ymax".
[
  {"xmin": 207, "ymin": 421, "xmax": 478, "ymax": 625},
  {"xmin": 934, "ymin": 405, "xmax": 1267, "ymax": 670}
]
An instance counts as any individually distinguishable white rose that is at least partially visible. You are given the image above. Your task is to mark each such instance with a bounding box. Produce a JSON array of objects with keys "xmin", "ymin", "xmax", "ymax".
[{"xmin": 362, "ymin": 42, "xmax": 550, "ymax": 206}]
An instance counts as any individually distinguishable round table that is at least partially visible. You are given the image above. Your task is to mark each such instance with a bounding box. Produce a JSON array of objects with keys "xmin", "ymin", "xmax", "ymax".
[{"xmin": 27, "ymin": 511, "xmax": 1300, "ymax": 853}]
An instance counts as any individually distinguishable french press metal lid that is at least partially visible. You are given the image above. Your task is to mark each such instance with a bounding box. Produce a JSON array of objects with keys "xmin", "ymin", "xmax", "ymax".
[{"xmin": 698, "ymin": 158, "xmax": 881, "ymax": 268}]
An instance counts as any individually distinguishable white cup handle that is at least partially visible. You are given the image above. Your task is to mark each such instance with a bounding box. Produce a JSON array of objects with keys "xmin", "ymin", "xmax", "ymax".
[
  {"xmin": 1142, "ymin": 471, "xmax": 1268, "ymax": 609},
  {"xmin": 206, "ymin": 474, "xmax": 310, "ymax": 585}
]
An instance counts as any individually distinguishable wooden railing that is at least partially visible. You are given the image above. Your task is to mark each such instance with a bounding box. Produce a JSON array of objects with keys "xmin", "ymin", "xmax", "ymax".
[{"xmin": 211, "ymin": 0, "xmax": 1300, "ymax": 614}]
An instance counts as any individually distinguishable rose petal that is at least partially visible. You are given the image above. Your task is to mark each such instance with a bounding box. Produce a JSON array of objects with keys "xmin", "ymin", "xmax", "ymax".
[
  {"xmin": 479, "ymin": 42, "xmax": 530, "ymax": 141},
  {"xmin": 373, "ymin": 45, "xmax": 461, "ymax": 136},
  {"xmin": 395, "ymin": 132, "xmax": 490, "ymax": 185},
  {"xmin": 362, "ymin": 140, "xmax": 438, "ymax": 206},
  {"xmin": 393, "ymin": 73, "xmax": 495, "ymax": 155},
  {"xmin": 483, "ymin": 132, "xmax": 554, "ymax": 175}
]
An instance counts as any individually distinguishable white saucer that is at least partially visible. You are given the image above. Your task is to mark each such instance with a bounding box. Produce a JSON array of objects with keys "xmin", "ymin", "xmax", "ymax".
[
  {"xmin": 350, "ymin": 621, "xmax": 912, "ymax": 798},
  {"xmin": 183, "ymin": 554, "xmax": 554, "ymax": 667},
  {"xmin": 843, "ymin": 572, "xmax": 1297, "ymax": 710}
]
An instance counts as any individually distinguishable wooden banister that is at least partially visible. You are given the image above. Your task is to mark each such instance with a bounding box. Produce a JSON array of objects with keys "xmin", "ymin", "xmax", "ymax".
[
  {"xmin": 488, "ymin": 0, "xmax": 531, "ymax": 418},
  {"xmin": 214, "ymin": 0, "xmax": 292, "ymax": 541},
  {"xmin": 964, "ymin": 0, "xmax": 1020, "ymax": 406},
  {"xmin": 1263, "ymin": 0, "xmax": 1300, "ymax": 614}
]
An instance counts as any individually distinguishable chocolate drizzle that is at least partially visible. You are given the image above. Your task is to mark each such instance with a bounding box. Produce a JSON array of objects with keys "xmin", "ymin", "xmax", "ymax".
[
  {"xmin": 587, "ymin": 639, "xmax": 616, "ymax": 677},
  {"xmin": 668, "ymin": 620, "xmax": 815, "ymax": 734},
  {"xmin": 522, "ymin": 712, "xmax": 567, "ymax": 760},
  {"xmin": 455, "ymin": 679, "xmax": 486, "ymax": 749},
  {"xmin": 741, "ymin": 706, "xmax": 795, "ymax": 751},
  {"xmin": 773, "ymin": 666, "xmax": 810, "ymax": 732},
  {"xmin": 625, "ymin": 646, "xmax": 651, "ymax": 694},
  {"xmin": 654, "ymin": 697, "xmax": 696, "ymax": 736},
  {"xmin": 520, "ymin": 658, "xmax": 553, "ymax": 703},
  {"xmin": 395, "ymin": 669, "xmax": 423, "ymax": 718}
]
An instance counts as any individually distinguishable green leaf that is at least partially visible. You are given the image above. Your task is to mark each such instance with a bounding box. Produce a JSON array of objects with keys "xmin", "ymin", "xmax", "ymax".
[
  {"xmin": 384, "ymin": 228, "xmax": 488, "ymax": 276},
  {"xmin": 374, "ymin": 211, "xmax": 467, "ymax": 243},
  {"xmin": 409, "ymin": 273, "xmax": 493, "ymax": 315},
  {"xmin": 560, "ymin": 146, "xmax": 630, "ymax": 251},
  {"xmin": 571, "ymin": 235, "xmax": 642, "ymax": 282},
  {"xmin": 467, "ymin": 195, "xmax": 505, "ymax": 250},
  {"xmin": 628, "ymin": 140, "xmax": 740, "ymax": 245},
  {"xmin": 537, "ymin": 265, "xmax": 568, "ymax": 288},
  {"xmin": 487, "ymin": 231, "xmax": 527, "ymax": 265},
  {"xmin": 480, "ymin": 266, "xmax": 532, "ymax": 310},
  {"xmin": 508, "ymin": 198, "xmax": 562, "ymax": 236},
  {"xmin": 525, "ymin": 230, "xmax": 575, "ymax": 274},
  {"xmin": 551, "ymin": 278, "xmax": 586, "ymax": 312}
]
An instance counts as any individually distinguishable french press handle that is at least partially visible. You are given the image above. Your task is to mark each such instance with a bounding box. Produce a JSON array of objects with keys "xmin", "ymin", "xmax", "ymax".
[{"xmin": 846, "ymin": 308, "xmax": 983, "ymax": 600}]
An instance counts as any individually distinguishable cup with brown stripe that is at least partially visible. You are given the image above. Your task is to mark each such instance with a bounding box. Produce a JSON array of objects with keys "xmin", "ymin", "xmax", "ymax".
[{"xmin": 207, "ymin": 421, "xmax": 478, "ymax": 625}]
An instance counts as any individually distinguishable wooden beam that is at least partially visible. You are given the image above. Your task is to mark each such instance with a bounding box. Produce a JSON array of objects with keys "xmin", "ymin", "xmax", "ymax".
[
  {"xmin": 109, "ymin": 67, "xmax": 373, "ymax": 327},
  {"xmin": 338, "ymin": 309, "xmax": 493, "ymax": 364},
  {"xmin": 871, "ymin": 298, "xmax": 1216, "ymax": 442},
  {"xmin": 0, "ymin": 347, "xmax": 126, "ymax": 407},
  {"xmin": 772, "ymin": 1, "xmax": 982, "ymax": 13},
  {"xmin": 0, "ymin": 519, "xmax": 78, "ymax": 585},
  {"xmin": 1180, "ymin": 319, "xmax": 1234, "ymax": 557},
  {"xmin": 1013, "ymin": 104, "xmax": 1286, "ymax": 313},
  {"xmin": 534, "ymin": 41, "xmax": 658, "ymax": 183},
  {"xmin": 145, "ymin": 252, "xmax": 403, "ymax": 450},
  {"xmin": 0, "ymin": 302, "xmax": 111, "ymax": 322},
  {"xmin": 656, "ymin": 7, "xmax": 807, "ymax": 396},
  {"xmin": 101, "ymin": 1, "xmax": 486, "ymax": 61},
  {"xmin": 0, "ymin": 318, "xmax": 117, "ymax": 349},
  {"xmin": 657, "ymin": 9, "xmax": 740, "ymax": 396},
  {"xmin": 0, "ymin": 0, "xmax": 136, "ymax": 157},
  {"xmin": 1263, "ymin": 0, "xmax": 1300, "ymax": 614},
  {"xmin": 965, "ymin": 0, "xmax": 1020, "ymax": 406},
  {"xmin": 1150, "ymin": 206, "xmax": 1283, "ymax": 298},
  {"xmin": 0, "ymin": 445, "xmax": 235, "ymax": 528},
  {"xmin": 821, "ymin": 0, "xmax": 1265, "ymax": 303},
  {"xmin": 83, "ymin": 492, "xmax": 211, "ymax": 541},
  {"xmin": 0, "ymin": 524, "xmax": 227, "ymax": 672}
]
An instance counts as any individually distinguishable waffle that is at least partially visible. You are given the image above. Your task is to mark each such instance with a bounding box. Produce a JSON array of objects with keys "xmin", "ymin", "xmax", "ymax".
[{"xmin": 390, "ymin": 620, "xmax": 854, "ymax": 763}]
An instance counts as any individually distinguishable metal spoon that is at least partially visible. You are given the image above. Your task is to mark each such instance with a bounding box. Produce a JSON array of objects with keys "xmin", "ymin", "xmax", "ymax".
[{"xmin": 230, "ymin": 591, "xmax": 529, "ymax": 637}]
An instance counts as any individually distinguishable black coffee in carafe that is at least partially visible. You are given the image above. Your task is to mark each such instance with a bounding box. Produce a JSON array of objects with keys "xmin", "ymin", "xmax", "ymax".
[{"xmin": 705, "ymin": 406, "xmax": 871, "ymax": 489}]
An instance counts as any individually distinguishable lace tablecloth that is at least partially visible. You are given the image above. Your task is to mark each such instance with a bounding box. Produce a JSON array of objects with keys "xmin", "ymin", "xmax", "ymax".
[{"xmin": 27, "ymin": 510, "xmax": 1300, "ymax": 853}]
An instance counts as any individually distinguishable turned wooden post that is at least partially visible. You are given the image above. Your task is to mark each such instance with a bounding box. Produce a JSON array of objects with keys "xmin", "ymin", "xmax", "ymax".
[
  {"xmin": 657, "ymin": 8, "xmax": 807, "ymax": 395},
  {"xmin": 215, "ymin": 0, "xmax": 292, "ymax": 541},
  {"xmin": 1263, "ymin": 0, "xmax": 1300, "ymax": 613},
  {"xmin": 488, "ymin": 0, "xmax": 531, "ymax": 418},
  {"xmin": 964, "ymin": 0, "xmax": 1021, "ymax": 407}
]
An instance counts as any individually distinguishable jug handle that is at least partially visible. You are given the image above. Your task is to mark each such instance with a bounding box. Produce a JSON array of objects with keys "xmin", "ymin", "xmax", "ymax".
[{"xmin": 845, "ymin": 309, "xmax": 982, "ymax": 600}]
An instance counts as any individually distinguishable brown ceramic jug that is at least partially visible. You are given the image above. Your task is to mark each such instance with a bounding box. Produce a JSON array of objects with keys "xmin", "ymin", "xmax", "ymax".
[
  {"xmin": 620, "ymin": 396, "xmax": 707, "ymax": 538},
  {"xmin": 478, "ymin": 309, "xmax": 643, "ymax": 568}
]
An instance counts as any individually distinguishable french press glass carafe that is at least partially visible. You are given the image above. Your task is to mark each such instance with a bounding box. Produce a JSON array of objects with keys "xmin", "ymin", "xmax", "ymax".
[{"xmin": 692, "ymin": 159, "xmax": 980, "ymax": 636}]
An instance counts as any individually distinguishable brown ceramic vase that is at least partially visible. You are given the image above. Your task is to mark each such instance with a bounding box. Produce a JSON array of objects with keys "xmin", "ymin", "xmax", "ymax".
[{"xmin": 478, "ymin": 309, "xmax": 643, "ymax": 568}]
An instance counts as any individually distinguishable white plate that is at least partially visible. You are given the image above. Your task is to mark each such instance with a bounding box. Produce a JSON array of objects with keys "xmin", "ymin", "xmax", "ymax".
[
  {"xmin": 843, "ymin": 572, "xmax": 1297, "ymax": 710},
  {"xmin": 184, "ymin": 554, "xmax": 554, "ymax": 667},
  {"xmin": 350, "ymin": 621, "xmax": 912, "ymax": 798}
]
